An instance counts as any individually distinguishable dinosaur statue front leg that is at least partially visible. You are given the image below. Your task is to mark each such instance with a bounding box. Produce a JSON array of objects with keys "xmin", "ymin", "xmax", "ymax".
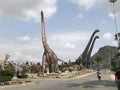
[{"xmin": 42, "ymin": 53, "xmax": 47, "ymax": 76}]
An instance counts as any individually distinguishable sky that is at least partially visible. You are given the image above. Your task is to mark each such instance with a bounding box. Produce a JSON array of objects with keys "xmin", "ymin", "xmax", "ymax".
[{"xmin": 0, "ymin": 0, "xmax": 120, "ymax": 64}]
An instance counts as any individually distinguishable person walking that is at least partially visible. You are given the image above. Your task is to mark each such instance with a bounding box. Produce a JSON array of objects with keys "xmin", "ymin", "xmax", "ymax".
[
  {"xmin": 115, "ymin": 67, "xmax": 120, "ymax": 90},
  {"xmin": 97, "ymin": 68, "xmax": 102, "ymax": 80}
]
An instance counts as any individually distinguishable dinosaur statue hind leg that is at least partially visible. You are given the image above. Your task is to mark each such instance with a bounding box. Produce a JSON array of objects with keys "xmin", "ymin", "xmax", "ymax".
[
  {"xmin": 55, "ymin": 62, "xmax": 59, "ymax": 73},
  {"xmin": 51, "ymin": 63, "xmax": 54, "ymax": 73},
  {"xmin": 53, "ymin": 55, "xmax": 58, "ymax": 73},
  {"xmin": 50, "ymin": 60, "xmax": 57, "ymax": 73}
]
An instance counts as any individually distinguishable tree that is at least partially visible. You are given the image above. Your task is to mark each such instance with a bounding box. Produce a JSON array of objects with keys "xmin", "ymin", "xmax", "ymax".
[
  {"xmin": 94, "ymin": 55, "xmax": 102, "ymax": 68},
  {"xmin": 111, "ymin": 53, "xmax": 120, "ymax": 71},
  {"xmin": 0, "ymin": 63, "xmax": 15, "ymax": 83}
]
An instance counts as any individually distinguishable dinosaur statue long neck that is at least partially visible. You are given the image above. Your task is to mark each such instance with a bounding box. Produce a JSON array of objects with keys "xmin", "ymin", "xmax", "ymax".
[
  {"xmin": 41, "ymin": 11, "xmax": 49, "ymax": 51},
  {"xmin": 4, "ymin": 54, "xmax": 10, "ymax": 63},
  {"xmin": 81, "ymin": 29, "xmax": 99, "ymax": 59},
  {"xmin": 0, "ymin": 61, "xmax": 3, "ymax": 65},
  {"xmin": 0, "ymin": 54, "xmax": 10, "ymax": 65},
  {"xmin": 86, "ymin": 36, "xmax": 99, "ymax": 68}
]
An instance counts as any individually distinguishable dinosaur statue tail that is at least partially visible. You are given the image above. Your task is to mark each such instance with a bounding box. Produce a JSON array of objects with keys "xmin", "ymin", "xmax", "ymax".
[{"xmin": 58, "ymin": 58, "xmax": 65, "ymax": 63}]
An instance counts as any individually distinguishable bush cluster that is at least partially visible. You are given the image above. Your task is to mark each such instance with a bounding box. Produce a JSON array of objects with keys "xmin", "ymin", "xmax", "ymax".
[
  {"xmin": 0, "ymin": 75, "xmax": 12, "ymax": 83},
  {"xmin": 18, "ymin": 73, "xmax": 28, "ymax": 78},
  {"xmin": 0, "ymin": 65, "xmax": 15, "ymax": 83}
]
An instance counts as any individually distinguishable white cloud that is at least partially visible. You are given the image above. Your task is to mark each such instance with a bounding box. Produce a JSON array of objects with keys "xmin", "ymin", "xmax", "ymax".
[
  {"xmin": 0, "ymin": 37, "xmax": 42, "ymax": 64},
  {"xmin": 102, "ymin": 32, "xmax": 112, "ymax": 40},
  {"xmin": 71, "ymin": 0, "xmax": 96, "ymax": 10},
  {"xmin": 109, "ymin": 12, "xmax": 120, "ymax": 18},
  {"xmin": 64, "ymin": 43, "xmax": 75, "ymax": 49},
  {"xmin": 0, "ymin": 0, "xmax": 57, "ymax": 21},
  {"xmin": 109, "ymin": 12, "xmax": 114, "ymax": 18},
  {"xmin": 70, "ymin": 0, "xmax": 120, "ymax": 18},
  {"xmin": 18, "ymin": 35, "xmax": 31, "ymax": 42},
  {"xmin": 50, "ymin": 31, "xmax": 90, "ymax": 43},
  {"xmin": 78, "ymin": 13, "xmax": 83, "ymax": 18},
  {"xmin": 101, "ymin": 21, "xmax": 107, "ymax": 25},
  {"xmin": 70, "ymin": 0, "xmax": 112, "ymax": 10}
]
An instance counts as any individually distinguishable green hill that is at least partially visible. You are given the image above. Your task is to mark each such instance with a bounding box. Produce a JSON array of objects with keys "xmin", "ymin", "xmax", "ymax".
[{"xmin": 91, "ymin": 45, "xmax": 118, "ymax": 69}]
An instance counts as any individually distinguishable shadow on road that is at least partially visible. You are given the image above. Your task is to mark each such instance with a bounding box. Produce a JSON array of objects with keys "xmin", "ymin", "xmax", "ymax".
[{"xmin": 66, "ymin": 80, "xmax": 117, "ymax": 88}]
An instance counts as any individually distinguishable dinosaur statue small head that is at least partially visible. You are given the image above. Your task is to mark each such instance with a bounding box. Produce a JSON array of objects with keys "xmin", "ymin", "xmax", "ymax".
[
  {"xmin": 41, "ymin": 11, "xmax": 44, "ymax": 23},
  {"xmin": 95, "ymin": 29, "xmax": 100, "ymax": 33},
  {"xmin": 5, "ymin": 54, "xmax": 10, "ymax": 60}
]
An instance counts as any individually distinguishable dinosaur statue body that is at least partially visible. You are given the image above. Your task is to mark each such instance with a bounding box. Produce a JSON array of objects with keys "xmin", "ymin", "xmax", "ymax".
[
  {"xmin": 9, "ymin": 62, "xmax": 22, "ymax": 77},
  {"xmin": 41, "ymin": 11, "xmax": 58, "ymax": 74},
  {"xmin": 76, "ymin": 30, "xmax": 100, "ymax": 68}
]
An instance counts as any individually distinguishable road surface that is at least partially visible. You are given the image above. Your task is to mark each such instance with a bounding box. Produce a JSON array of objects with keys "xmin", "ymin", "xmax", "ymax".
[{"xmin": 0, "ymin": 69, "xmax": 118, "ymax": 90}]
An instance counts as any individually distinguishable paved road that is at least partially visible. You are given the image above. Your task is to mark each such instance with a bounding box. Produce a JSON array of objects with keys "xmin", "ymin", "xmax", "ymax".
[{"xmin": 0, "ymin": 69, "xmax": 118, "ymax": 90}]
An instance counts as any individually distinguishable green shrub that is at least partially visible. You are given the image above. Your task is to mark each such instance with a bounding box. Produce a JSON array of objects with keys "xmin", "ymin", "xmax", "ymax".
[
  {"xmin": 2, "ymin": 66, "xmax": 15, "ymax": 78},
  {"xmin": 0, "ymin": 75, "xmax": 12, "ymax": 83},
  {"xmin": 18, "ymin": 74, "xmax": 28, "ymax": 78},
  {"xmin": 0, "ymin": 64, "xmax": 15, "ymax": 83}
]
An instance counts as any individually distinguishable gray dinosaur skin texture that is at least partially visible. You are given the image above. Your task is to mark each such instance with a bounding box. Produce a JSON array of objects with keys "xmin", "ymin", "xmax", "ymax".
[
  {"xmin": 76, "ymin": 29, "xmax": 99, "ymax": 68},
  {"xmin": 41, "ymin": 11, "xmax": 58, "ymax": 75}
]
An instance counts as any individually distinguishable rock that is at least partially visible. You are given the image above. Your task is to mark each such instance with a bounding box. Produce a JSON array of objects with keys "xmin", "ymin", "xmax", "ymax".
[{"xmin": 0, "ymin": 83, "xmax": 4, "ymax": 86}]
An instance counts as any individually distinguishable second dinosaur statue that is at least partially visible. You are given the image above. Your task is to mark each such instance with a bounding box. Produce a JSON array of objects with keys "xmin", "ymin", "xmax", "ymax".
[{"xmin": 76, "ymin": 29, "xmax": 100, "ymax": 68}]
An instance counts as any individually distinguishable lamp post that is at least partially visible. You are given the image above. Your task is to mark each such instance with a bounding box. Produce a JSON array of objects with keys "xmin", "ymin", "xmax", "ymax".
[
  {"xmin": 109, "ymin": 0, "xmax": 117, "ymax": 3},
  {"xmin": 109, "ymin": 0, "xmax": 119, "ymax": 48}
]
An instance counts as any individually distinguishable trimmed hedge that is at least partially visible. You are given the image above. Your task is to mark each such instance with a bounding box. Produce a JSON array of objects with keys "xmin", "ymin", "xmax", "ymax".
[
  {"xmin": 2, "ymin": 67, "xmax": 15, "ymax": 78},
  {"xmin": 0, "ymin": 75, "xmax": 12, "ymax": 83},
  {"xmin": 0, "ymin": 64, "xmax": 15, "ymax": 83}
]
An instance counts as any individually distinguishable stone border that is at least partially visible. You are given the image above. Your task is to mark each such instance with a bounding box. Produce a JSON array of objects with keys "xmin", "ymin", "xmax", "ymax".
[{"xmin": 0, "ymin": 79, "xmax": 32, "ymax": 86}]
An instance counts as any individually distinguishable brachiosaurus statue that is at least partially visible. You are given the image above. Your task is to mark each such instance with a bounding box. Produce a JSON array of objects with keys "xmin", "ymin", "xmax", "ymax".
[
  {"xmin": 76, "ymin": 29, "xmax": 100, "ymax": 67},
  {"xmin": 85, "ymin": 36, "xmax": 99, "ymax": 68},
  {"xmin": 41, "ymin": 11, "xmax": 58, "ymax": 74}
]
